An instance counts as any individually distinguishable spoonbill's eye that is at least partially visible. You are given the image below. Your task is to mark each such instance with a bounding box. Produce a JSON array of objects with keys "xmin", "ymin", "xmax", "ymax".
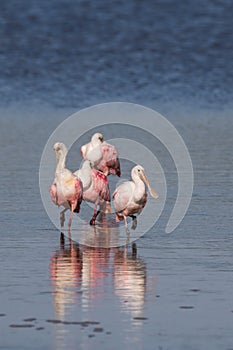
[{"xmin": 138, "ymin": 169, "xmax": 140, "ymax": 172}]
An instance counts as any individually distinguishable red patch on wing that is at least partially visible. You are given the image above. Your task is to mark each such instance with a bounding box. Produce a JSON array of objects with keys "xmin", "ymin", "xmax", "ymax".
[
  {"xmin": 100, "ymin": 142, "xmax": 121, "ymax": 177},
  {"xmin": 92, "ymin": 169, "xmax": 110, "ymax": 202},
  {"xmin": 95, "ymin": 171, "xmax": 108, "ymax": 183},
  {"xmin": 49, "ymin": 183, "xmax": 58, "ymax": 205},
  {"xmin": 73, "ymin": 178, "xmax": 83, "ymax": 213}
]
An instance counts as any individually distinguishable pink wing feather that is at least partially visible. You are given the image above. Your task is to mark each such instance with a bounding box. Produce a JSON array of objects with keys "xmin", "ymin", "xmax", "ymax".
[
  {"xmin": 91, "ymin": 168, "xmax": 110, "ymax": 202},
  {"xmin": 49, "ymin": 183, "xmax": 58, "ymax": 205},
  {"xmin": 112, "ymin": 181, "xmax": 133, "ymax": 213},
  {"xmin": 73, "ymin": 178, "xmax": 83, "ymax": 213},
  {"xmin": 98, "ymin": 142, "xmax": 121, "ymax": 176}
]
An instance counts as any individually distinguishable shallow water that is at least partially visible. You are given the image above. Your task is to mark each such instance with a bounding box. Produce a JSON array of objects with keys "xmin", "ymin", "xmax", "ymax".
[
  {"xmin": 0, "ymin": 105, "xmax": 232, "ymax": 350},
  {"xmin": 1, "ymin": 0, "xmax": 233, "ymax": 349}
]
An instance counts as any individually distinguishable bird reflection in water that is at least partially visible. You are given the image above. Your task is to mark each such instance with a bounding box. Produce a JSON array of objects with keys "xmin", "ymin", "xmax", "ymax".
[
  {"xmin": 113, "ymin": 243, "xmax": 147, "ymax": 318},
  {"xmin": 50, "ymin": 234, "xmax": 82, "ymax": 320},
  {"xmin": 50, "ymin": 231, "xmax": 148, "ymax": 322},
  {"xmin": 67, "ymin": 214, "xmax": 132, "ymax": 248}
]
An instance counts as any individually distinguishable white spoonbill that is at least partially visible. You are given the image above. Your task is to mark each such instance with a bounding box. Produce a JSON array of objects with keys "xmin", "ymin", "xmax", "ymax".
[
  {"xmin": 112, "ymin": 165, "xmax": 158, "ymax": 229},
  {"xmin": 74, "ymin": 160, "xmax": 111, "ymax": 225},
  {"xmin": 50, "ymin": 142, "xmax": 83, "ymax": 228},
  {"xmin": 81, "ymin": 132, "xmax": 121, "ymax": 177}
]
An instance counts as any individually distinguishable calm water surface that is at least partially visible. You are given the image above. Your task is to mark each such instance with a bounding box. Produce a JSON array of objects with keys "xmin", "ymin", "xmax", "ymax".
[
  {"xmin": 0, "ymin": 0, "xmax": 233, "ymax": 348},
  {"xmin": 0, "ymin": 106, "xmax": 232, "ymax": 350}
]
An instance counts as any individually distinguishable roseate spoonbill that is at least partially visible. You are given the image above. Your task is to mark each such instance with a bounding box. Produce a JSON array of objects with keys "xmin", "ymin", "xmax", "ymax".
[
  {"xmin": 81, "ymin": 133, "xmax": 121, "ymax": 177},
  {"xmin": 50, "ymin": 142, "xmax": 83, "ymax": 228},
  {"xmin": 112, "ymin": 165, "xmax": 158, "ymax": 229},
  {"xmin": 74, "ymin": 160, "xmax": 111, "ymax": 225}
]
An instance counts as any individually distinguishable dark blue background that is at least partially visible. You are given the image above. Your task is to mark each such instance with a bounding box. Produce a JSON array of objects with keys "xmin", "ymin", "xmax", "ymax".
[{"xmin": 0, "ymin": 0, "xmax": 232, "ymax": 108}]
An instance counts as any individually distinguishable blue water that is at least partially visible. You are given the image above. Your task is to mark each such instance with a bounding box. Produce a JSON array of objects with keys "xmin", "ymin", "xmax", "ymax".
[
  {"xmin": 0, "ymin": 1, "xmax": 233, "ymax": 349},
  {"xmin": 0, "ymin": 0, "xmax": 232, "ymax": 108}
]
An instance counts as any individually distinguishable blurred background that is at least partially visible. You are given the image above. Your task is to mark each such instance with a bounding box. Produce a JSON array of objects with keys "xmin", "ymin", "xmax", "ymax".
[{"xmin": 0, "ymin": 0, "xmax": 232, "ymax": 109}]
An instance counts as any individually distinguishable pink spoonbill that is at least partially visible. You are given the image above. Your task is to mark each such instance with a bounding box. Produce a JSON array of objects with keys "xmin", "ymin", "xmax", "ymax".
[
  {"xmin": 50, "ymin": 142, "xmax": 83, "ymax": 228},
  {"xmin": 112, "ymin": 165, "xmax": 158, "ymax": 230},
  {"xmin": 74, "ymin": 160, "xmax": 111, "ymax": 225},
  {"xmin": 81, "ymin": 133, "xmax": 121, "ymax": 177}
]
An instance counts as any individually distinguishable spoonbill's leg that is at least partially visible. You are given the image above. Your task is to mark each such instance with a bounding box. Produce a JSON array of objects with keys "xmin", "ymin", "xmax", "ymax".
[
  {"xmin": 132, "ymin": 242, "xmax": 137, "ymax": 257},
  {"xmin": 60, "ymin": 209, "xmax": 67, "ymax": 227},
  {"xmin": 130, "ymin": 215, "xmax": 137, "ymax": 230},
  {"xmin": 100, "ymin": 212, "xmax": 107, "ymax": 225},
  {"xmin": 115, "ymin": 215, "xmax": 120, "ymax": 222},
  {"xmin": 123, "ymin": 215, "xmax": 128, "ymax": 228},
  {"xmin": 98, "ymin": 201, "xmax": 109, "ymax": 223},
  {"xmin": 97, "ymin": 203, "xmax": 104, "ymax": 222},
  {"xmin": 60, "ymin": 232, "xmax": 65, "ymax": 248},
  {"xmin": 98, "ymin": 212, "xmax": 104, "ymax": 222},
  {"xmin": 68, "ymin": 210, "xmax": 73, "ymax": 228},
  {"xmin": 90, "ymin": 206, "xmax": 100, "ymax": 225},
  {"xmin": 123, "ymin": 216, "xmax": 130, "ymax": 234}
]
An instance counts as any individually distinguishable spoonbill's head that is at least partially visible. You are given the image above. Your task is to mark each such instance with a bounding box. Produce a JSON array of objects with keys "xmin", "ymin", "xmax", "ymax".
[
  {"xmin": 53, "ymin": 142, "xmax": 67, "ymax": 160},
  {"xmin": 53, "ymin": 142, "xmax": 67, "ymax": 152},
  {"xmin": 91, "ymin": 132, "xmax": 104, "ymax": 144},
  {"xmin": 131, "ymin": 165, "xmax": 145, "ymax": 180},
  {"xmin": 132, "ymin": 165, "xmax": 159, "ymax": 199}
]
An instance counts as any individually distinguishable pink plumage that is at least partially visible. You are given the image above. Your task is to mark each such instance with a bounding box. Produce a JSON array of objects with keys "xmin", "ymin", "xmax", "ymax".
[
  {"xmin": 73, "ymin": 179, "xmax": 83, "ymax": 213},
  {"xmin": 91, "ymin": 168, "xmax": 111, "ymax": 202},
  {"xmin": 97, "ymin": 142, "xmax": 121, "ymax": 177},
  {"xmin": 74, "ymin": 160, "xmax": 111, "ymax": 225},
  {"xmin": 50, "ymin": 142, "xmax": 83, "ymax": 228},
  {"xmin": 113, "ymin": 165, "xmax": 158, "ymax": 230},
  {"xmin": 49, "ymin": 183, "xmax": 57, "ymax": 206},
  {"xmin": 80, "ymin": 133, "xmax": 121, "ymax": 177}
]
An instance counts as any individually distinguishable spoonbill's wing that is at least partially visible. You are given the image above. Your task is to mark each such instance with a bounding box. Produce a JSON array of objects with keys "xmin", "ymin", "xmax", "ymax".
[
  {"xmin": 113, "ymin": 181, "xmax": 134, "ymax": 213},
  {"xmin": 49, "ymin": 182, "xmax": 58, "ymax": 205},
  {"xmin": 91, "ymin": 168, "xmax": 110, "ymax": 202},
  {"xmin": 62, "ymin": 175, "xmax": 81, "ymax": 199},
  {"xmin": 58, "ymin": 170, "xmax": 83, "ymax": 211},
  {"xmin": 99, "ymin": 142, "xmax": 121, "ymax": 176}
]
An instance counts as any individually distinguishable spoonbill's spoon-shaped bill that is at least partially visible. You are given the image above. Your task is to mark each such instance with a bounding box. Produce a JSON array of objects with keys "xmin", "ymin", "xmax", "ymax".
[{"xmin": 113, "ymin": 165, "xmax": 158, "ymax": 230}]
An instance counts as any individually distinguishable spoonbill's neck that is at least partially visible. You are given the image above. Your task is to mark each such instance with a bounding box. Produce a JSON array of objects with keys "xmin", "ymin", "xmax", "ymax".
[
  {"xmin": 56, "ymin": 149, "xmax": 67, "ymax": 173},
  {"xmin": 132, "ymin": 173, "xmax": 146, "ymax": 200},
  {"xmin": 81, "ymin": 161, "xmax": 92, "ymax": 177},
  {"xmin": 92, "ymin": 139, "xmax": 101, "ymax": 147},
  {"xmin": 77, "ymin": 161, "xmax": 92, "ymax": 189}
]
